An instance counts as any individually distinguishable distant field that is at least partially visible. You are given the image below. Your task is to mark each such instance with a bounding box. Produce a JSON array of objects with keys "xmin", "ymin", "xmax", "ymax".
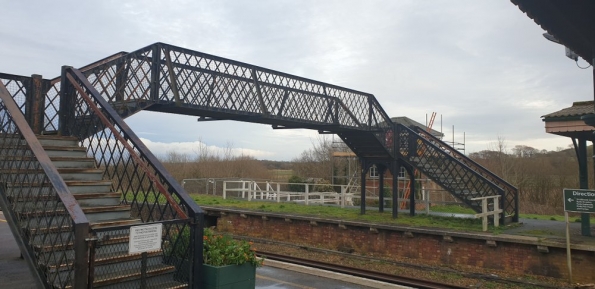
[{"xmin": 269, "ymin": 170, "xmax": 293, "ymax": 182}]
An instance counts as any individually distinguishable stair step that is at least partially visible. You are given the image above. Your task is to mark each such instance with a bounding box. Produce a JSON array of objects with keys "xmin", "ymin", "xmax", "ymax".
[
  {"xmin": 43, "ymin": 146, "xmax": 88, "ymax": 158},
  {"xmin": 45, "ymin": 248, "xmax": 163, "ymax": 271},
  {"xmin": 2, "ymin": 156, "xmax": 97, "ymax": 168},
  {"xmin": 91, "ymin": 218, "xmax": 142, "ymax": 230},
  {"xmin": 1, "ymin": 168, "xmax": 104, "ymax": 181},
  {"xmin": 84, "ymin": 205, "xmax": 131, "ymax": 223},
  {"xmin": 27, "ymin": 218, "xmax": 141, "ymax": 250},
  {"xmin": 50, "ymin": 157, "xmax": 96, "ymax": 168},
  {"xmin": 13, "ymin": 205, "xmax": 130, "ymax": 219},
  {"xmin": 36, "ymin": 135, "xmax": 79, "ymax": 147},
  {"xmin": 88, "ymin": 264, "xmax": 177, "ymax": 289},
  {"xmin": 0, "ymin": 145, "xmax": 87, "ymax": 158},
  {"xmin": 97, "ymin": 274, "xmax": 188, "ymax": 289},
  {"xmin": 6, "ymin": 180, "xmax": 112, "ymax": 195},
  {"xmin": 9, "ymin": 192, "xmax": 121, "ymax": 210},
  {"xmin": 67, "ymin": 181, "xmax": 113, "ymax": 194},
  {"xmin": 74, "ymin": 192, "xmax": 122, "ymax": 207},
  {"xmin": 21, "ymin": 208, "xmax": 133, "ymax": 238},
  {"xmin": 1, "ymin": 134, "xmax": 188, "ymax": 289},
  {"xmin": 0, "ymin": 134, "xmax": 80, "ymax": 147}
]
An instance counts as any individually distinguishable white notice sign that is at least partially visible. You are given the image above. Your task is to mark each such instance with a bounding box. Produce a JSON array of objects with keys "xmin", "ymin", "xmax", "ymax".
[{"xmin": 128, "ymin": 223, "xmax": 163, "ymax": 254}]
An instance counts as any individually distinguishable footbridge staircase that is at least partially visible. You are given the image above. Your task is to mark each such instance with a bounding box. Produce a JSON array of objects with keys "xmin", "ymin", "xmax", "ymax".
[{"xmin": 0, "ymin": 42, "xmax": 518, "ymax": 288}]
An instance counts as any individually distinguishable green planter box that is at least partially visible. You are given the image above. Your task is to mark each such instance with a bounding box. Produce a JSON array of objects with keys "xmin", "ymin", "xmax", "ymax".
[{"xmin": 201, "ymin": 263, "xmax": 256, "ymax": 289}]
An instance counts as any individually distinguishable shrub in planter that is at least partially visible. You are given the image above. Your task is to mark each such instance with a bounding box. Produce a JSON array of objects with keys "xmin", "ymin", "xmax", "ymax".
[
  {"xmin": 169, "ymin": 228, "xmax": 264, "ymax": 289},
  {"xmin": 203, "ymin": 229, "xmax": 263, "ymax": 288},
  {"xmin": 202, "ymin": 228, "xmax": 263, "ymax": 267}
]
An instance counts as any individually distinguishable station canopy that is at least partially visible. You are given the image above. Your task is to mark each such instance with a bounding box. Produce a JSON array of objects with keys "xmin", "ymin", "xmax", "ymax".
[{"xmin": 512, "ymin": 0, "xmax": 595, "ymax": 65}]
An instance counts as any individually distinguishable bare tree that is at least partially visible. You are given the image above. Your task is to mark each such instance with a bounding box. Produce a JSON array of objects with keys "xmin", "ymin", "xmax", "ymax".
[{"xmin": 292, "ymin": 135, "xmax": 334, "ymax": 180}]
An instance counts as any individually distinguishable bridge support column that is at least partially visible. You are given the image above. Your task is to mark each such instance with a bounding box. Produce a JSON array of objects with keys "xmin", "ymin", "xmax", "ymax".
[
  {"xmin": 25, "ymin": 74, "xmax": 48, "ymax": 134},
  {"xmin": 391, "ymin": 161, "xmax": 400, "ymax": 218},
  {"xmin": 378, "ymin": 165, "xmax": 386, "ymax": 213},
  {"xmin": 59, "ymin": 66, "xmax": 75, "ymax": 136},
  {"xmin": 405, "ymin": 165, "xmax": 416, "ymax": 216},
  {"xmin": 360, "ymin": 158, "xmax": 369, "ymax": 215}
]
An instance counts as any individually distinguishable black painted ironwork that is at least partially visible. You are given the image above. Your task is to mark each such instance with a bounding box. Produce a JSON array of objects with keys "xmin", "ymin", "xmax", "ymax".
[
  {"xmin": 0, "ymin": 42, "xmax": 522, "ymax": 288},
  {"xmin": 412, "ymin": 126, "xmax": 519, "ymax": 222},
  {"xmin": 397, "ymin": 123, "xmax": 518, "ymax": 221},
  {"xmin": 41, "ymin": 43, "xmax": 396, "ymax": 160},
  {"xmin": 62, "ymin": 67, "xmax": 204, "ymax": 288},
  {"xmin": 45, "ymin": 42, "xmax": 517, "ymax": 220},
  {"xmin": 0, "ymin": 78, "xmax": 90, "ymax": 288}
]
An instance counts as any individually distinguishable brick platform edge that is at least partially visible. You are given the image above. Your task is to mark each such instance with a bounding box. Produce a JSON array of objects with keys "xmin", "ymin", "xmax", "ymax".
[{"xmin": 203, "ymin": 206, "xmax": 595, "ymax": 283}]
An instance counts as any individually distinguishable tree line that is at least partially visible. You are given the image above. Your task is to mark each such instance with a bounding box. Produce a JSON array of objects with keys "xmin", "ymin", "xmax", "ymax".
[
  {"xmin": 158, "ymin": 136, "xmax": 588, "ymax": 215},
  {"xmin": 468, "ymin": 140, "xmax": 585, "ymax": 215}
]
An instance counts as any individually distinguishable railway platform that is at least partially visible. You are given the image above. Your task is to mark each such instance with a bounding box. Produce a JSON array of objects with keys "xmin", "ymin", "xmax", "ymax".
[{"xmin": 0, "ymin": 211, "xmax": 406, "ymax": 289}]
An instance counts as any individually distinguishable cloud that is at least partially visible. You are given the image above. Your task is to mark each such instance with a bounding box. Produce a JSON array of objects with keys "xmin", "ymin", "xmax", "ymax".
[
  {"xmin": 139, "ymin": 138, "xmax": 275, "ymax": 160},
  {"xmin": 1, "ymin": 0, "xmax": 591, "ymax": 160}
]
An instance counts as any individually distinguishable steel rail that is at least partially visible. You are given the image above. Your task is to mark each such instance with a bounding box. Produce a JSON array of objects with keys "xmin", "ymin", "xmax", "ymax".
[{"xmin": 257, "ymin": 251, "xmax": 468, "ymax": 289}]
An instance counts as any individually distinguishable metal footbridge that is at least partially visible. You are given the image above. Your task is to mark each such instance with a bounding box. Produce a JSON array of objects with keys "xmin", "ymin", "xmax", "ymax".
[{"xmin": 0, "ymin": 42, "xmax": 518, "ymax": 288}]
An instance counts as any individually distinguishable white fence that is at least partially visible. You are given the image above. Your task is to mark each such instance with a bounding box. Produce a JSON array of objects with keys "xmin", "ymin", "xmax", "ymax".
[
  {"xmin": 471, "ymin": 195, "xmax": 502, "ymax": 231},
  {"xmin": 222, "ymin": 180, "xmax": 355, "ymax": 207},
  {"xmin": 182, "ymin": 177, "xmax": 467, "ymax": 213}
]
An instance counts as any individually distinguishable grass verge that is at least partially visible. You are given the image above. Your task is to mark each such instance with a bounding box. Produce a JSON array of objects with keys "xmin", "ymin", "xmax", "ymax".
[{"xmin": 192, "ymin": 194, "xmax": 512, "ymax": 233}]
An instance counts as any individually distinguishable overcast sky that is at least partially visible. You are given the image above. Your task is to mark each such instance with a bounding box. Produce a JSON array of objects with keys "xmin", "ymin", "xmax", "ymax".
[{"xmin": 1, "ymin": 1, "xmax": 591, "ymax": 160}]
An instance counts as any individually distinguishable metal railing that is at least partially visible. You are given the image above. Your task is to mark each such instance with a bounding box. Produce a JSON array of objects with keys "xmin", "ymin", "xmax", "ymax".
[
  {"xmin": 61, "ymin": 67, "xmax": 204, "ymax": 288},
  {"xmin": 396, "ymin": 124, "xmax": 509, "ymax": 220},
  {"xmin": 0, "ymin": 79, "xmax": 90, "ymax": 288},
  {"xmin": 413, "ymin": 126, "xmax": 519, "ymax": 221},
  {"xmin": 40, "ymin": 43, "xmax": 395, "ymax": 157},
  {"xmin": 222, "ymin": 180, "xmax": 354, "ymax": 207}
]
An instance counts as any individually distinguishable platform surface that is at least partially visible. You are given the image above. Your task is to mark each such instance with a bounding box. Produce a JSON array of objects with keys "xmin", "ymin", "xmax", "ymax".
[{"xmin": 0, "ymin": 211, "xmax": 406, "ymax": 289}]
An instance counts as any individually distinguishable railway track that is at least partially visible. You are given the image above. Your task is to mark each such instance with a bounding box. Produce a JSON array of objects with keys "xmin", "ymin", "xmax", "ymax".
[{"xmin": 257, "ymin": 251, "xmax": 468, "ymax": 289}]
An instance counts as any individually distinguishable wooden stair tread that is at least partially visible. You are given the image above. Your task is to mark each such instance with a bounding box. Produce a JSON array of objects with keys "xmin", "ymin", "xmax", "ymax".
[
  {"xmin": 90, "ymin": 218, "xmax": 142, "ymax": 229},
  {"xmin": 46, "ymin": 249, "xmax": 163, "ymax": 270},
  {"xmin": 35, "ymin": 135, "xmax": 78, "ymax": 141},
  {"xmin": 6, "ymin": 180, "xmax": 112, "ymax": 187},
  {"xmin": 73, "ymin": 192, "xmax": 121, "ymax": 199},
  {"xmin": 85, "ymin": 264, "xmax": 176, "ymax": 288},
  {"xmin": 82, "ymin": 205, "xmax": 129, "ymax": 213},
  {"xmin": 8, "ymin": 192, "xmax": 120, "ymax": 202},
  {"xmin": 18, "ymin": 204, "xmax": 129, "ymax": 217},
  {"xmin": 0, "ymin": 168, "xmax": 103, "ymax": 174},
  {"xmin": 4, "ymin": 134, "xmax": 188, "ymax": 289}
]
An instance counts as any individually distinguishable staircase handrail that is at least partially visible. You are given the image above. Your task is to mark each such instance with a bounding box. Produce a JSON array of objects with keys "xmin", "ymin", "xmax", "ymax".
[
  {"xmin": 48, "ymin": 51, "xmax": 129, "ymax": 85},
  {"xmin": 65, "ymin": 67, "xmax": 203, "ymax": 220},
  {"xmin": 413, "ymin": 126, "xmax": 518, "ymax": 193},
  {"xmin": 397, "ymin": 124, "xmax": 504, "ymax": 196},
  {"xmin": 0, "ymin": 81, "xmax": 90, "ymax": 288},
  {"xmin": 64, "ymin": 67, "xmax": 204, "ymax": 288}
]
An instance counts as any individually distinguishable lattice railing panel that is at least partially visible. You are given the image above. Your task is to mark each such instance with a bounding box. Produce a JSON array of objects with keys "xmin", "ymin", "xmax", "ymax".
[
  {"xmin": 42, "ymin": 42, "xmax": 396, "ymax": 158},
  {"xmin": 62, "ymin": 68, "xmax": 203, "ymax": 286},
  {"xmin": 413, "ymin": 127, "xmax": 518, "ymax": 220},
  {"xmin": 0, "ymin": 78, "xmax": 88, "ymax": 288},
  {"xmin": 397, "ymin": 124, "xmax": 506, "ymax": 215}
]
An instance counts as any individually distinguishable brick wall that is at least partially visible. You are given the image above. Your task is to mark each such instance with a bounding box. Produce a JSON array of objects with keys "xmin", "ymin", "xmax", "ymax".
[{"xmin": 209, "ymin": 208, "xmax": 595, "ymax": 283}]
